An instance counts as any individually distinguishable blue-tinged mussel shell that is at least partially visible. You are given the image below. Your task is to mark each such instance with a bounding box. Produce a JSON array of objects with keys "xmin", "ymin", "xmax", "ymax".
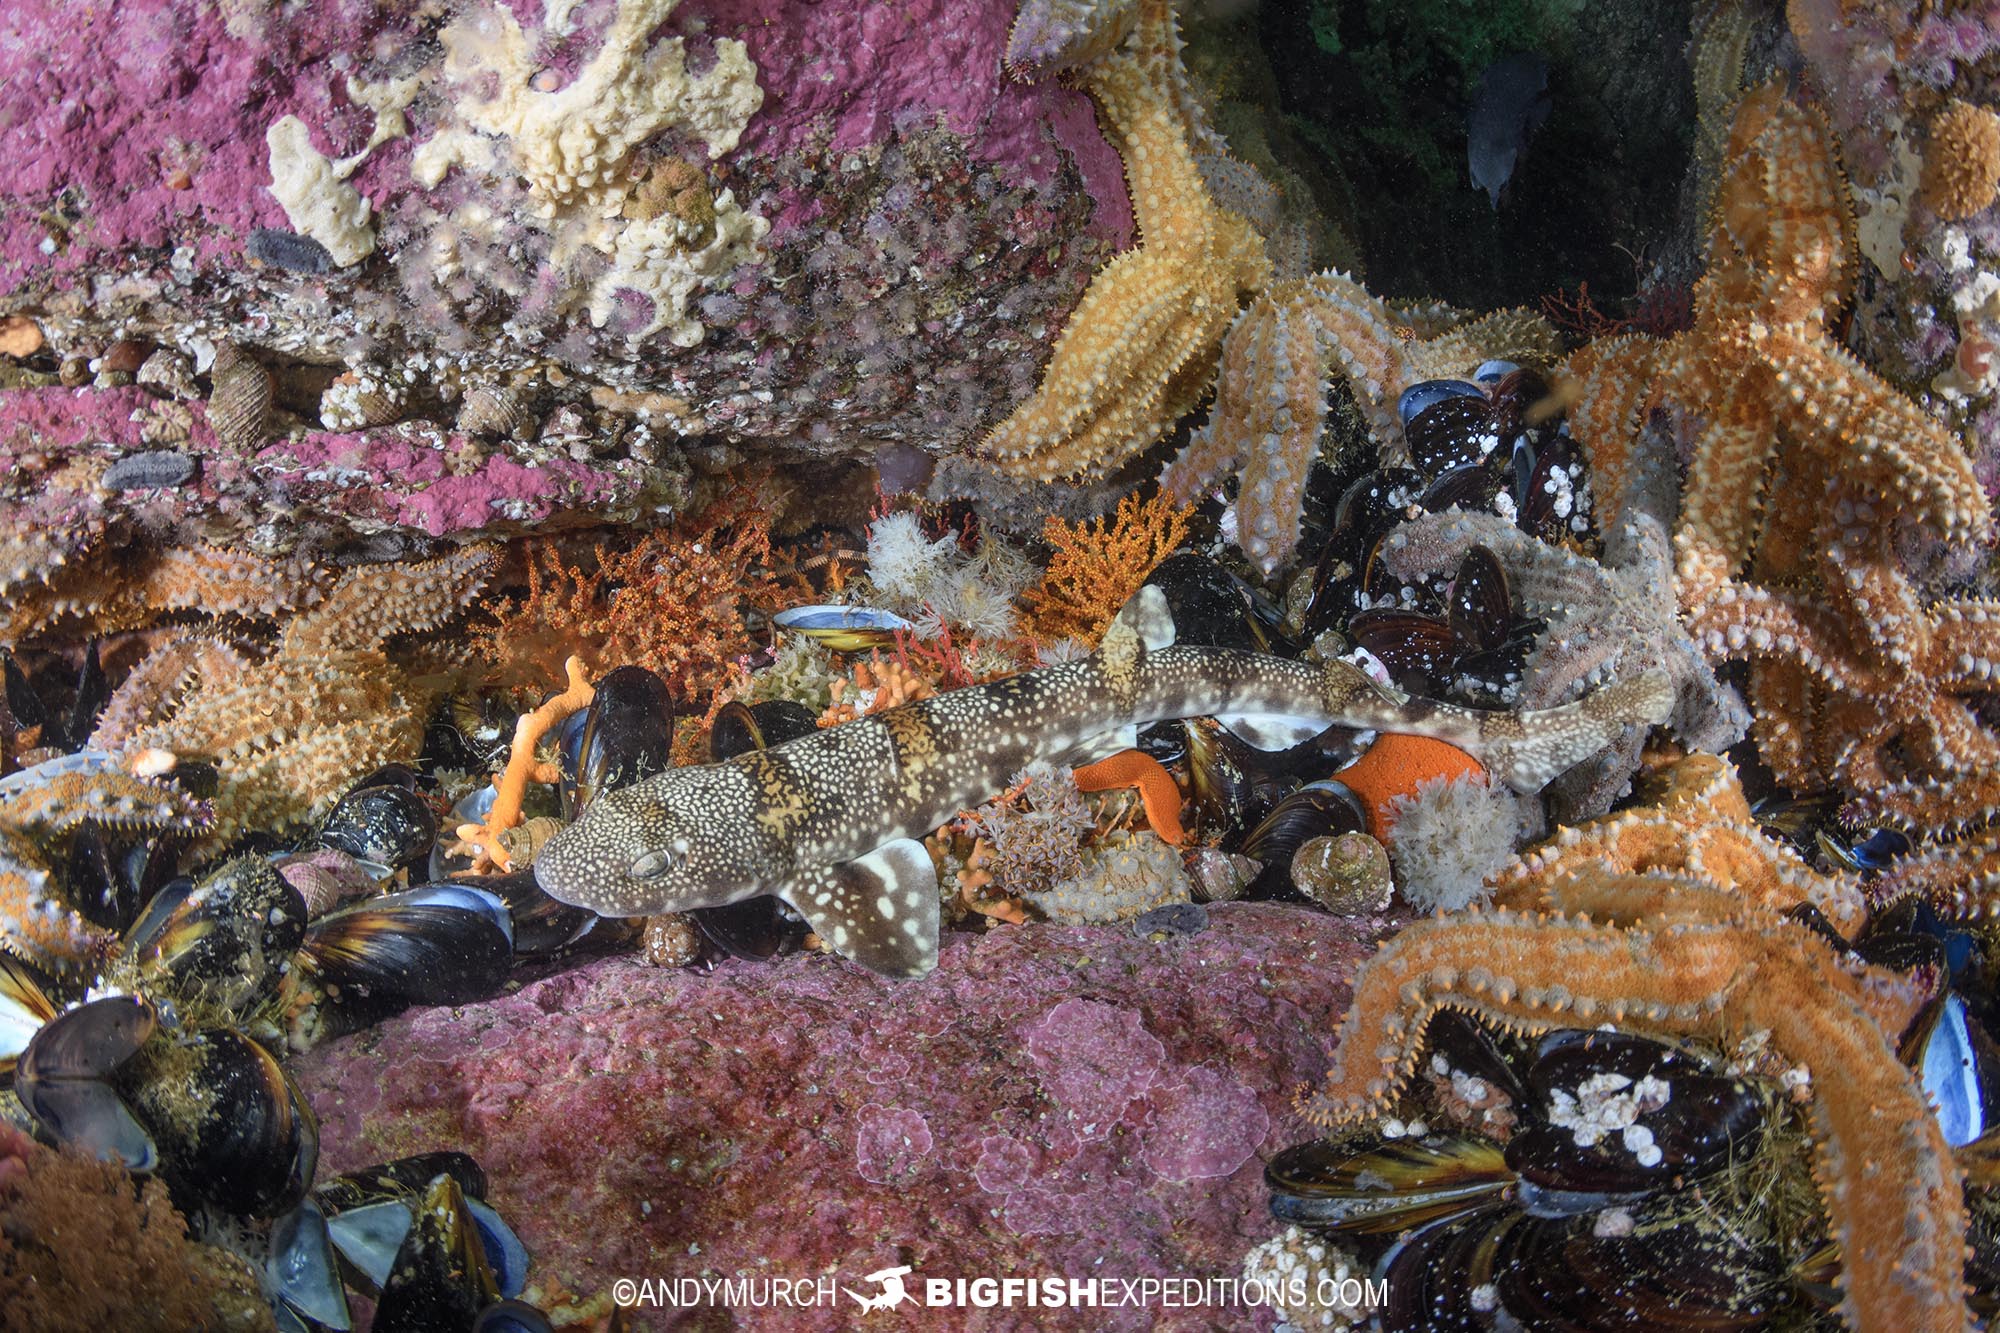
[
  {"xmin": 560, "ymin": 665, "xmax": 675, "ymax": 820},
  {"xmin": 293, "ymin": 885, "xmax": 513, "ymax": 1037},
  {"xmin": 14, "ymin": 994, "xmax": 159, "ymax": 1169},
  {"xmin": 370, "ymin": 1172, "xmax": 546, "ymax": 1333}
]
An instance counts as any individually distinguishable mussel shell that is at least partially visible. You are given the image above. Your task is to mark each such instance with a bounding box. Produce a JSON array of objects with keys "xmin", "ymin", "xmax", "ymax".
[
  {"xmin": 1447, "ymin": 545, "xmax": 1511, "ymax": 655},
  {"xmin": 123, "ymin": 856, "xmax": 308, "ymax": 1018},
  {"xmin": 299, "ymin": 886, "xmax": 513, "ymax": 1032},
  {"xmin": 431, "ymin": 785, "xmax": 499, "ymax": 881},
  {"xmin": 770, "ymin": 604, "xmax": 915, "ymax": 652},
  {"xmin": 372, "ymin": 1174, "xmax": 500, "ymax": 1333},
  {"xmin": 1348, "ymin": 609, "xmax": 1459, "ymax": 685},
  {"xmin": 1506, "ymin": 1030, "xmax": 1766, "ymax": 1205},
  {"xmin": 1416, "ymin": 459, "xmax": 1505, "ymax": 515},
  {"xmin": 691, "ymin": 896, "xmax": 810, "ymax": 960},
  {"xmin": 0, "ymin": 953, "xmax": 57, "ymax": 1073},
  {"xmin": 1265, "ymin": 1134, "xmax": 1512, "ymax": 1232},
  {"xmin": 1406, "ymin": 394, "xmax": 1498, "ymax": 475},
  {"xmin": 450, "ymin": 869, "xmax": 597, "ymax": 956},
  {"xmin": 1913, "ymin": 991, "xmax": 2000, "ymax": 1147},
  {"xmin": 316, "ymin": 1150, "xmax": 492, "ymax": 1215},
  {"xmin": 1515, "ymin": 426, "xmax": 1591, "ymax": 541},
  {"xmin": 126, "ymin": 1026, "xmax": 316, "ymax": 1217},
  {"xmin": 709, "ymin": 699, "xmax": 821, "ymax": 763},
  {"xmin": 1423, "ymin": 1009, "xmax": 1532, "ymax": 1110},
  {"xmin": 1384, "ymin": 1205, "xmax": 1786, "ymax": 1331},
  {"xmin": 1239, "ymin": 781, "xmax": 1368, "ymax": 898},
  {"xmin": 14, "ymin": 995, "xmax": 158, "ymax": 1168},
  {"xmin": 1396, "ymin": 378, "xmax": 1485, "ymax": 427},
  {"xmin": 1176, "ymin": 717, "xmax": 1287, "ymax": 846},
  {"xmin": 473, "ymin": 1300, "xmax": 556, "ymax": 1333},
  {"xmin": 61, "ymin": 819, "xmax": 175, "ymax": 934},
  {"xmin": 1142, "ymin": 552, "xmax": 1265, "ymax": 652},
  {"xmin": 562, "ymin": 665, "xmax": 674, "ymax": 819},
  {"xmin": 266, "ymin": 1199, "xmax": 353, "ymax": 1331},
  {"xmin": 318, "ymin": 782, "xmax": 438, "ymax": 872}
]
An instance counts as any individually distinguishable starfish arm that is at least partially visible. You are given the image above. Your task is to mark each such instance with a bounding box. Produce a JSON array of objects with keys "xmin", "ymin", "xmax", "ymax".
[
  {"xmin": 1866, "ymin": 825, "xmax": 2000, "ymax": 916},
  {"xmin": 1768, "ymin": 329, "xmax": 1993, "ymax": 547},
  {"xmin": 1677, "ymin": 376, "xmax": 1780, "ymax": 593},
  {"xmin": 289, "ymin": 545, "xmax": 497, "ymax": 655},
  {"xmin": 1563, "ymin": 333, "xmax": 1662, "ymax": 532}
]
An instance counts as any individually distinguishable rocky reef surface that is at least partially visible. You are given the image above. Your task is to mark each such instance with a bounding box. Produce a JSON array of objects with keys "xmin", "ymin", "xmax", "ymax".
[
  {"xmin": 289, "ymin": 902, "xmax": 1377, "ymax": 1330},
  {"xmin": 0, "ymin": 0, "xmax": 1124, "ymax": 551}
]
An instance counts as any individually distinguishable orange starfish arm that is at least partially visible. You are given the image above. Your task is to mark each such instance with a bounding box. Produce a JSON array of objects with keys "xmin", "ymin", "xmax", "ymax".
[
  {"xmin": 1072, "ymin": 749, "xmax": 1185, "ymax": 845},
  {"xmin": 1330, "ymin": 734, "xmax": 1484, "ymax": 841},
  {"xmin": 458, "ymin": 656, "xmax": 595, "ymax": 871}
]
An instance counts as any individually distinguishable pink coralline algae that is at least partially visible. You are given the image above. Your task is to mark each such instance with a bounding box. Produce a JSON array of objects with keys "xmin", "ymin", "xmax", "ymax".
[{"xmin": 288, "ymin": 903, "xmax": 1373, "ymax": 1331}]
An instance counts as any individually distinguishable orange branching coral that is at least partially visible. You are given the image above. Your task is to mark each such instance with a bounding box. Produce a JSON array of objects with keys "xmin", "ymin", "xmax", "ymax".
[
  {"xmin": 817, "ymin": 655, "xmax": 938, "ymax": 727},
  {"xmin": 1022, "ymin": 492, "xmax": 1190, "ymax": 647},
  {"xmin": 0, "ymin": 1125, "xmax": 271, "ymax": 1332},
  {"xmin": 474, "ymin": 489, "xmax": 788, "ymax": 704},
  {"xmin": 459, "ymin": 655, "xmax": 597, "ymax": 872}
]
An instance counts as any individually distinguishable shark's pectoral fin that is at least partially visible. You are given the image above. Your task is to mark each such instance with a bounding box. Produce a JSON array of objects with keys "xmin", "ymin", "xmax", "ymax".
[{"xmin": 780, "ymin": 838, "xmax": 940, "ymax": 978}]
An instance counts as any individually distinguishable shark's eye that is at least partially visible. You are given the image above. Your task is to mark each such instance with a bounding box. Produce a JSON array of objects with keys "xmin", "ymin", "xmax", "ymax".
[{"xmin": 629, "ymin": 848, "xmax": 681, "ymax": 880}]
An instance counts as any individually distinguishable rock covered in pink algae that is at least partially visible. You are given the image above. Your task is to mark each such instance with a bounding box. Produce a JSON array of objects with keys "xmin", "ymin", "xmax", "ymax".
[
  {"xmin": 288, "ymin": 902, "xmax": 1373, "ymax": 1331},
  {"xmin": 0, "ymin": 0, "xmax": 1127, "ymax": 488}
]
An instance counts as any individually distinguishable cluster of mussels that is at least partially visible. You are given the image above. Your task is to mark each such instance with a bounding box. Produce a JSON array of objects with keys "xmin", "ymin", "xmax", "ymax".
[
  {"xmin": 0, "ymin": 650, "xmax": 707, "ymax": 1332},
  {"xmin": 1265, "ymin": 891, "xmax": 2000, "ymax": 1327}
]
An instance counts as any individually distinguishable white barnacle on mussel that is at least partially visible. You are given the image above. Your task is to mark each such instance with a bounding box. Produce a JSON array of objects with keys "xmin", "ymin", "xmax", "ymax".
[
  {"xmin": 1266, "ymin": 1015, "xmax": 1791, "ymax": 1328},
  {"xmin": 113, "ymin": 856, "xmax": 308, "ymax": 1022}
]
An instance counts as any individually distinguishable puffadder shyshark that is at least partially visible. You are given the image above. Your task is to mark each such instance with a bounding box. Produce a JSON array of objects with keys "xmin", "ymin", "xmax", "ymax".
[{"xmin": 534, "ymin": 588, "xmax": 1672, "ymax": 977}]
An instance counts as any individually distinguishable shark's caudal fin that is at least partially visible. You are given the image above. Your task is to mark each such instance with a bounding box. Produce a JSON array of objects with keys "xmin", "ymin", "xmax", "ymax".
[
  {"xmin": 780, "ymin": 838, "xmax": 941, "ymax": 978},
  {"xmin": 1480, "ymin": 670, "xmax": 1676, "ymax": 793}
]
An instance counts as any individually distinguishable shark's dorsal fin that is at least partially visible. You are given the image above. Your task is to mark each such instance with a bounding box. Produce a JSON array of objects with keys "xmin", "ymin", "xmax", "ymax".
[
  {"xmin": 780, "ymin": 838, "xmax": 940, "ymax": 978},
  {"xmin": 1101, "ymin": 585, "xmax": 1176, "ymax": 659}
]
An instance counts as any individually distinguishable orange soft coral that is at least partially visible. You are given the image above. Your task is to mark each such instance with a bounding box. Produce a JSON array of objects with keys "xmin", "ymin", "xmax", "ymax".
[
  {"xmin": 1022, "ymin": 493, "xmax": 1191, "ymax": 647},
  {"xmin": 473, "ymin": 488, "xmax": 789, "ymax": 704},
  {"xmin": 817, "ymin": 655, "xmax": 939, "ymax": 727}
]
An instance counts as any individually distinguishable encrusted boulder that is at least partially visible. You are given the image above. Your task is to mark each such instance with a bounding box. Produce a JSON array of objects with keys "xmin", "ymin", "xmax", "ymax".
[
  {"xmin": 0, "ymin": 0, "xmax": 1130, "ymax": 544},
  {"xmin": 288, "ymin": 902, "xmax": 1377, "ymax": 1330}
]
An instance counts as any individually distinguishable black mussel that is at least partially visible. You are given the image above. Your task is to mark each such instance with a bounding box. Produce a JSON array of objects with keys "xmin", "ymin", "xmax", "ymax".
[
  {"xmin": 1415, "ymin": 457, "xmax": 1506, "ymax": 515},
  {"xmin": 1514, "ymin": 425, "xmax": 1592, "ymax": 541},
  {"xmin": 473, "ymin": 1300, "xmax": 556, "ymax": 1333},
  {"xmin": 1348, "ymin": 608, "xmax": 1458, "ymax": 684},
  {"xmin": 122, "ymin": 856, "xmax": 308, "ymax": 1019},
  {"xmin": 1396, "ymin": 378, "xmax": 1484, "ymax": 427},
  {"xmin": 1447, "ymin": 546, "xmax": 1510, "ymax": 655},
  {"xmin": 1302, "ymin": 468, "xmax": 1429, "ymax": 638},
  {"xmin": 61, "ymin": 819, "xmax": 176, "ymax": 934},
  {"xmin": 562, "ymin": 665, "xmax": 674, "ymax": 819},
  {"xmin": 14, "ymin": 994, "xmax": 157, "ymax": 1168},
  {"xmin": 1239, "ymin": 781, "xmax": 1368, "ymax": 899},
  {"xmin": 709, "ymin": 699, "xmax": 820, "ymax": 761},
  {"xmin": 372, "ymin": 1175, "xmax": 502, "ymax": 1333},
  {"xmin": 317, "ymin": 782, "xmax": 438, "ymax": 873},
  {"xmin": 1178, "ymin": 718, "xmax": 1282, "ymax": 845},
  {"xmin": 1482, "ymin": 365, "xmax": 1551, "ymax": 436},
  {"xmin": 1423, "ymin": 1008, "xmax": 1532, "ymax": 1112},
  {"xmin": 1406, "ymin": 393, "xmax": 1499, "ymax": 475},
  {"xmin": 770, "ymin": 604, "xmax": 915, "ymax": 653},
  {"xmin": 3, "ymin": 643, "xmax": 107, "ymax": 753},
  {"xmin": 1265, "ymin": 1135, "xmax": 1512, "ymax": 1232},
  {"xmin": 125, "ymin": 1025, "xmax": 316, "ymax": 1217},
  {"xmin": 692, "ymin": 896, "xmax": 811, "ymax": 960},
  {"xmin": 295, "ymin": 886, "xmax": 513, "ymax": 1036},
  {"xmin": 317, "ymin": 1152, "xmax": 528, "ymax": 1301},
  {"xmin": 1142, "ymin": 552, "xmax": 1294, "ymax": 654},
  {"xmin": 1506, "ymin": 1030, "xmax": 1766, "ymax": 1213},
  {"xmin": 452, "ymin": 869, "xmax": 597, "ymax": 956},
  {"xmin": 1474, "ymin": 359, "xmax": 1521, "ymax": 384},
  {"xmin": 1392, "ymin": 1207, "xmax": 1787, "ymax": 1331},
  {"xmin": 266, "ymin": 1199, "xmax": 352, "ymax": 1332}
]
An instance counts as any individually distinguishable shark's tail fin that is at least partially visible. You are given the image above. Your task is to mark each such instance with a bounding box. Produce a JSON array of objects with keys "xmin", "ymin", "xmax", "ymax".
[{"xmin": 1480, "ymin": 670, "xmax": 1675, "ymax": 794}]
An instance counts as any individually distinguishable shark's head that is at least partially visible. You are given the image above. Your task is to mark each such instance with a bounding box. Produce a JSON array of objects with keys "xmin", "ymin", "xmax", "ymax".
[{"xmin": 533, "ymin": 766, "xmax": 763, "ymax": 917}]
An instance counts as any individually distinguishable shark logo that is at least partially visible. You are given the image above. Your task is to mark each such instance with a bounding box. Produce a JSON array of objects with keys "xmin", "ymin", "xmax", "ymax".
[{"xmin": 843, "ymin": 1264, "xmax": 916, "ymax": 1312}]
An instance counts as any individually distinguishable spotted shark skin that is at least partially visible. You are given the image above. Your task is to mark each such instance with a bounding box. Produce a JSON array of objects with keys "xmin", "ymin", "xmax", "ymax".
[{"xmin": 534, "ymin": 589, "xmax": 1673, "ymax": 977}]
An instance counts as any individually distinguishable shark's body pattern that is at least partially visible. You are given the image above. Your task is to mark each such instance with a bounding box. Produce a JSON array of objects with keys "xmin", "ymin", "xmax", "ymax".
[{"xmin": 534, "ymin": 590, "xmax": 1672, "ymax": 976}]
